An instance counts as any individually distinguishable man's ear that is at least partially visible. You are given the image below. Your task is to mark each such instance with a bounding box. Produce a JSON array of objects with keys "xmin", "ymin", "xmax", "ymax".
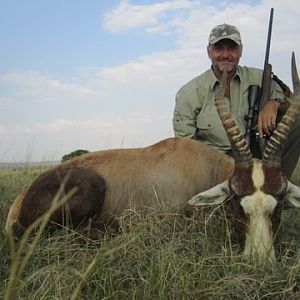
[{"xmin": 207, "ymin": 45, "xmax": 212, "ymax": 59}]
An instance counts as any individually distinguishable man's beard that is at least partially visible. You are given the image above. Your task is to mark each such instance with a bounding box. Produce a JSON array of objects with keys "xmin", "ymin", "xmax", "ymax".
[{"xmin": 217, "ymin": 61, "xmax": 235, "ymax": 72}]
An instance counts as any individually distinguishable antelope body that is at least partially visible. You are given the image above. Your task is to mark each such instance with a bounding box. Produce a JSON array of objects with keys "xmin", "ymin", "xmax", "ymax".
[{"xmin": 5, "ymin": 137, "xmax": 233, "ymax": 232}]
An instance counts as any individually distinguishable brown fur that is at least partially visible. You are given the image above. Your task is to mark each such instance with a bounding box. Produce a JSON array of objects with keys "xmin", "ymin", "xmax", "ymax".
[
  {"xmin": 227, "ymin": 166, "xmax": 255, "ymax": 244},
  {"xmin": 229, "ymin": 165, "xmax": 256, "ymax": 196},
  {"xmin": 6, "ymin": 138, "xmax": 234, "ymax": 232},
  {"xmin": 262, "ymin": 165, "xmax": 288, "ymax": 234},
  {"xmin": 262, "ymin": 165, "xmax": 287, "ymax": 196},
  {"xmin": 18, "ymin": 166, "xmax": 105, "ymax": 229}
]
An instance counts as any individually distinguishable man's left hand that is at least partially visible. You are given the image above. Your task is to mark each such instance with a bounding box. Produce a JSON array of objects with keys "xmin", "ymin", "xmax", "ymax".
[{"xmin": 258, "ymin": 100, "xmax": 280, "ymax": 136}]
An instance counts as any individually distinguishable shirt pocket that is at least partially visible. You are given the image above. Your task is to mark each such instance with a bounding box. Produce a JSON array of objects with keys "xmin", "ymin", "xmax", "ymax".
[{"xmin": 196, "ymin": 113, "xmax": 231, "ymax": 148}]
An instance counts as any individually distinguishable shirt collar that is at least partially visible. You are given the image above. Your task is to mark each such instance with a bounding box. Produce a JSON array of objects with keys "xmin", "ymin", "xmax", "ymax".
[{"xmin": 208, "ymin": 66, "xmax": 242, "ymax": 91}]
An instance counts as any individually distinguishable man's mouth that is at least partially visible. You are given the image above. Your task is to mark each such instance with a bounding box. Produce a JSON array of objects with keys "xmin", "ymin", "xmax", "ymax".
[{"xmin": 219, "ymin": 61, "xmax": 233, "ymax": 64}]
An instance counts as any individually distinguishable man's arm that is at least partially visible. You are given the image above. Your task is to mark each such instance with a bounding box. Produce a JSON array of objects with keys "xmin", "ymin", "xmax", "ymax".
[{"xmin": 173, "ymin": 89, "xmax": 201, "ymax": 139}]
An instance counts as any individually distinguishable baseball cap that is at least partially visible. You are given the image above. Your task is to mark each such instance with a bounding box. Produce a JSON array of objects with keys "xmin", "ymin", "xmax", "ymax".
[{"xmin": 208, "ymin": 24, "xmax": 242, "ymax": 46}]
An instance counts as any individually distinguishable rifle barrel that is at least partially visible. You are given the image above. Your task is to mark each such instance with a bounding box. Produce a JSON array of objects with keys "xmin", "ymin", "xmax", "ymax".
[
  {"xmin": 259, "ymin": 8, "xmax": 274, "ymax": 110},
  {"xmin": 263, "ymin": 8, "xmax": 274, "ymax": 70}
]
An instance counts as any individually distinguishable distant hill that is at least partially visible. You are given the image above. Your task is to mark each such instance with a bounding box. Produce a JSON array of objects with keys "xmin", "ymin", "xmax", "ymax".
[{"xmin": 0, "ymin": 161, "xmax": 60, "ymax": 169}]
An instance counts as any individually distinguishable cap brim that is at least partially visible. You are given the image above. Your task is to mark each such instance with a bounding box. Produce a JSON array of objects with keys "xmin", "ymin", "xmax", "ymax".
[{"xmin": 209, "ymin": 35, "xmax": 241, "ymax": 46}]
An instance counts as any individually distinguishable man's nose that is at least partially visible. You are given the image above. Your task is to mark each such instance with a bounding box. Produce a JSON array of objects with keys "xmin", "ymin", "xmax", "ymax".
[{"xmin": 221, "ymin": 48, "xmax": 230, "ymax": 57}]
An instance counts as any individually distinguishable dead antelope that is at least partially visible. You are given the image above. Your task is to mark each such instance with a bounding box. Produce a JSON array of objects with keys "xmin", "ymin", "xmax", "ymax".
[
  {"xmin": 5, "ymin": 55, "xmax": 300, "ymax": 263},
  {"xmin": 5, "ymin": 138, "xmax": 234, "ymax": 234}
]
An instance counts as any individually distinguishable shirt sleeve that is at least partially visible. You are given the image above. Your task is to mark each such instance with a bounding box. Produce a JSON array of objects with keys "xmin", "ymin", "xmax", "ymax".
[
  {"xmin": 269, "ymin": 79, "xmax": 285, "ymax": 102},
  {"xmin": 172, "ymin": 87, "xmax": 201, "ymax": 139}
]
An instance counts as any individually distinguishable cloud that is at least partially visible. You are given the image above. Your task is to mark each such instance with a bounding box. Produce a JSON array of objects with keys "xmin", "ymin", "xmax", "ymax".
[
  {"xmin": 97, "ymin": 47, "xmax": 207, "ymax": 95},
  {"xmin": 0, "ymin": 71, "xmax": 96, "ymax": 102},
  {"xmin": 32, "ymin": 114, "xmax": 167, "ymax": 137},
  {"xmin": 103, "ymin": 0, "xmax": 192, "ymax": 33}
]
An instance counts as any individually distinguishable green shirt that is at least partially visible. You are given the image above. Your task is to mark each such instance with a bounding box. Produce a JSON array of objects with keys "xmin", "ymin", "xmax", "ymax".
[{"xmin": 173, "ymin": 66, "xmax": 284, "ymax": 152}]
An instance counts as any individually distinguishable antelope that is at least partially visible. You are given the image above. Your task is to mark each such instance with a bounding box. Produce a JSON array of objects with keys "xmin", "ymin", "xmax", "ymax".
[
  {"xmin": 5, "ymin": 138, "xmax": 234, "ymax": 234},
  {"xmin": 188, "ymin": 52, "xmax": 300, "ymax": 261},
  {"xmin": 5, "ymin": 55, "xmax": 300, "ymax": 262}
]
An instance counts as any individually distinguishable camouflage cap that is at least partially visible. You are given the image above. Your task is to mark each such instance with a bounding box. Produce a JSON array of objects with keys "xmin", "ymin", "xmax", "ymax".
[{"xmin": 208, "ymin": 24, "xmax": 242, "ymax": 46}]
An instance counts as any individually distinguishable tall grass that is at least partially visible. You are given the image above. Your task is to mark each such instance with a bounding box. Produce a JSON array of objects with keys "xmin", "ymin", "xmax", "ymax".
[{"xmin": 1, "ymin": 166, "xmax": 300, "ymax": 299}]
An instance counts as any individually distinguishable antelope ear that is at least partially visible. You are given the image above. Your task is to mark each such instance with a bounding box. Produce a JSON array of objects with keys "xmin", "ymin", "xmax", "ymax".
[
  {"xmin": 188, "ymin": 180, "xmax": 230, "ymax": 206},
  {"xmin": 285, "ymin": 181, "xmax": 300, "ymax": 207}
]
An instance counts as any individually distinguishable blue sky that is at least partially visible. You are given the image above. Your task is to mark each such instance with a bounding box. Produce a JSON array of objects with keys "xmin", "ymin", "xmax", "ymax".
[{"xmin": 1, "ymin": 0, "xmax": 299, "ymax": 162}]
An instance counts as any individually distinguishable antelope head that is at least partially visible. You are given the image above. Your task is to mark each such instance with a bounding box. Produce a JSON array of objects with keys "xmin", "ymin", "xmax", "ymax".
[{"xmin": 189, "ymin": 53, "xmax": 300, "ymax": 261}]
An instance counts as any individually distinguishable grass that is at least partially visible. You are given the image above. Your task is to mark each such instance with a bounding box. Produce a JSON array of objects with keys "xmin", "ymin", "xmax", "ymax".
[{"xmin": 1, "ymin": 165, "xmax": 300, "ymax": 299}]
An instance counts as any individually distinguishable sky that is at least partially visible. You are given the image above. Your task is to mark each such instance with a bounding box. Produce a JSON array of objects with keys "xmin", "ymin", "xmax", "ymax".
[{"xmin": 1, "ymin": 0, "xmax": 300, "ymax": 162}]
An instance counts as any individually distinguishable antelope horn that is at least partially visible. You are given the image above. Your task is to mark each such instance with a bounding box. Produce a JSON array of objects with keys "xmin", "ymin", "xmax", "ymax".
[
  {"xmin": 215, "ymin": 70, "xmax": 253, "ymax": 166},
  {"xmin": 262, "ymin": 52, "xmax": 300, "ymax": 166},
  {"xmin": 292, "ymin": 51, "xmax": 300, "ymax": 95}
]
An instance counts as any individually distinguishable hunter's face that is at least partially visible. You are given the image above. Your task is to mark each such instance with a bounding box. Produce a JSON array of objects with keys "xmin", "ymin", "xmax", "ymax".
[{"xmin": 207, "ymin": 39, "xmax": 242, "ymax": 77}]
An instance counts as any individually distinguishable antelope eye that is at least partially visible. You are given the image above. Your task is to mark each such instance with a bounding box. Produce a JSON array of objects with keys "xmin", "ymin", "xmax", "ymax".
[
  {"xmin": 229, "ymin": 184, "xmax": 239, "ymax": 195},
  {"xmin": 230, "ymin": 186, "xmax": 246, "ymax": 197}
]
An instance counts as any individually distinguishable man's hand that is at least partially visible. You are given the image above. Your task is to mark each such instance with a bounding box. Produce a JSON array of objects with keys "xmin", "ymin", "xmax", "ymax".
[{"xmin": 258, "ymin": 100, "xmax": 280, "ymax": 136}]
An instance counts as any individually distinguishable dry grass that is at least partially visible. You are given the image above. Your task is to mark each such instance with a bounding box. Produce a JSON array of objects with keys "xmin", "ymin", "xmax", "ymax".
[{"xmin": 1, "ymin": 164, "xmax": 300, "ymax": 299}]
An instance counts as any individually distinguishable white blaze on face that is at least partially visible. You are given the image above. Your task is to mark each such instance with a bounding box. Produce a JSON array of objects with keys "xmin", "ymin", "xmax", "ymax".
[{"xmin": 240, "ymin": 162, "xmax": 277, "ymax": 261}]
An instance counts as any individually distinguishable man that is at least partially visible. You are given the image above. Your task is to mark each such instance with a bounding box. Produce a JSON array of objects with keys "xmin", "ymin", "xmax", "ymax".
[{"xmin": 173, "ymin": 23, "xmax": 300, "ymax": 178}]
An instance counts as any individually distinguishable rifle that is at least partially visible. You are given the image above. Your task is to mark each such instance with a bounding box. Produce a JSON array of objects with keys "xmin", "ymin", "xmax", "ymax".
[{"xmin": 245, "ymin": 8, "xmax": 274, "ymax": 159}]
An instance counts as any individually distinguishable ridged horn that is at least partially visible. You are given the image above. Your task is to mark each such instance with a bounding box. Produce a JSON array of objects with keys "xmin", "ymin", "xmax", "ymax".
[
  {"xmin": 262, "ymin": 52, "xmax": 300, "ymax": 166},
  {"xmin": 215, "ymin": 70, "xmax": 253, "ymax": 166}
]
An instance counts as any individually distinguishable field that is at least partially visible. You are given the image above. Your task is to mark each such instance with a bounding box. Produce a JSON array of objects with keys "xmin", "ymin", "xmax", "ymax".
[{"xmin": 1, "ymin": 165, "xmax": 300, "ymax": 299}]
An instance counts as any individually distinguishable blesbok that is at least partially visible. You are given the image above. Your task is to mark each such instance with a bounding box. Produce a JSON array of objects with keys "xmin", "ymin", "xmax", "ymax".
[
  {"xmin": 189, "ymin": 52, "xmax": 300, "ymax": 261},
  {"xmin": 5, "ymin": 54, "xmax": 300, "ymax": 262},
  {"xmin": 5, "ymin": 137, "xmax": 234, "ymax": 233}
]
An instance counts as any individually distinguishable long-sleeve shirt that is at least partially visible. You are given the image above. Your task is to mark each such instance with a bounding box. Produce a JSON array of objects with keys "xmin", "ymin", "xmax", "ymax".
[{"xmin": 173, "ymin": 66, "xmax": 284, "ymax": 152}]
